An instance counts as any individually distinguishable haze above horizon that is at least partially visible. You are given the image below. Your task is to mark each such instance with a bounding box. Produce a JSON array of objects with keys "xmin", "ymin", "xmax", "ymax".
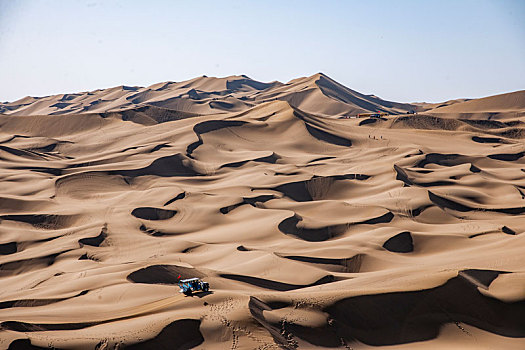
[{"xmin": 0, "ymin": 0, "xmax": 524, "ymax": 103}]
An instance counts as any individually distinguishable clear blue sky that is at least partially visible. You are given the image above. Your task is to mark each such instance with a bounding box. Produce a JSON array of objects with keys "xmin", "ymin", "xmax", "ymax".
[{"xmin": 0, "ymin": 0, "xmax": 523, "ymax": 103}]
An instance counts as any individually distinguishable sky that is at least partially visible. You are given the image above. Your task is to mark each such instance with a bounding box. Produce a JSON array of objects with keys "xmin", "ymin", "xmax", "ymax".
[{"xmin": 0, "ymin": 0, "xmax": 524, "ymax": 103}]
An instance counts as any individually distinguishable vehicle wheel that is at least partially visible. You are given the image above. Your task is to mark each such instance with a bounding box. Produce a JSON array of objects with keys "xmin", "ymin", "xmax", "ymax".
[{"xmin": 184, "ymin": 290, "xmax": 192, "ymax": 296}]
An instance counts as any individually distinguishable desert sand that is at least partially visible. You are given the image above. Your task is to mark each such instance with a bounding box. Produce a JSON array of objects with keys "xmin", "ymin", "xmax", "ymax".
[{"xmin": 0, "ymin": 73, "xmax": 524, "ymax": 349}]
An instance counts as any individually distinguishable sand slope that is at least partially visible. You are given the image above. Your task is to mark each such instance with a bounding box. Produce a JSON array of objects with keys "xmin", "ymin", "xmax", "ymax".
[{"xmin": 0, "ymin": 74, "xmax": 524, "ymax": 349}]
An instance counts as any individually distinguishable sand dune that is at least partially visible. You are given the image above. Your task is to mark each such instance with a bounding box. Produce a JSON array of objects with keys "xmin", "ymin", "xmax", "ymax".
[
  {"xmin": 0, "ymin": 74, "xmax": 524, "ymax": 349},
  {"xmin": 0, "ymin": 73, "xmax": 418, "ymax": 118}
]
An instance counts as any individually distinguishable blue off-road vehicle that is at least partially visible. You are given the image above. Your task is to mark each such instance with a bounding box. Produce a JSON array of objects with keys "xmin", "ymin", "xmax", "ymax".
[{"xmin": 178, "ymin": 278, "xmax": 209, "ymax": 296}]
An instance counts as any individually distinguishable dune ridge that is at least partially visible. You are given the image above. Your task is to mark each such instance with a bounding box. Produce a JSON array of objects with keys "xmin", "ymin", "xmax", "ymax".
[{"xmin": 0, "ymin": 73, "xmax": 524, "ymax": 349}]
